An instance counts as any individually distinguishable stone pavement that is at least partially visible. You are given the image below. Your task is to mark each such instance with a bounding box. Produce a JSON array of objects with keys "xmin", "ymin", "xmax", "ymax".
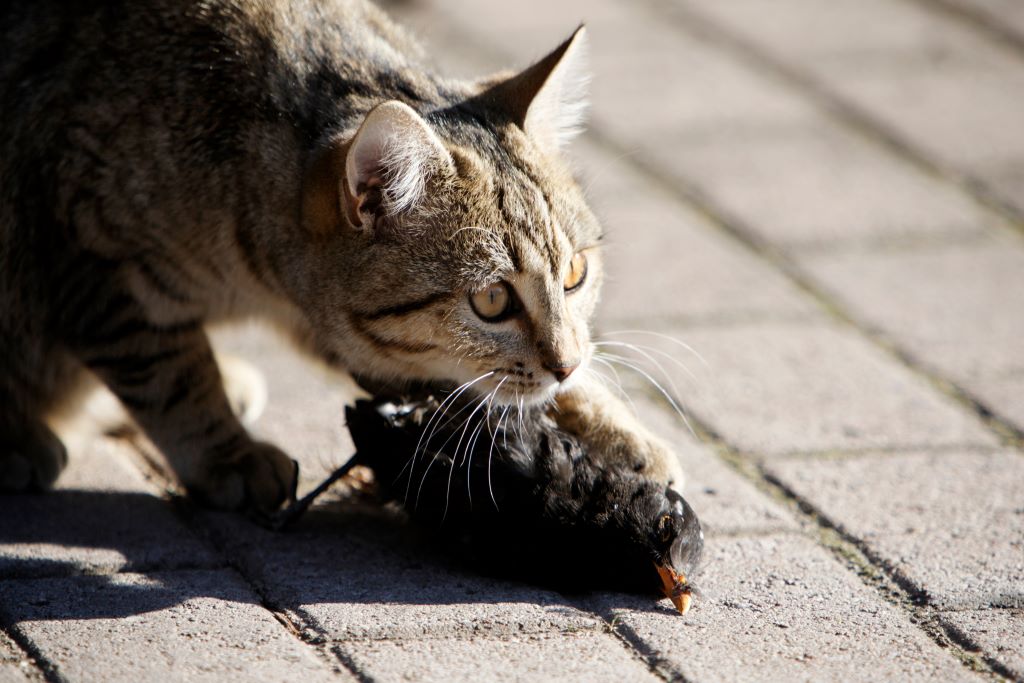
[{"xmin": 2, "ymin": 0, "xmax": 1023, "ymax": 680}]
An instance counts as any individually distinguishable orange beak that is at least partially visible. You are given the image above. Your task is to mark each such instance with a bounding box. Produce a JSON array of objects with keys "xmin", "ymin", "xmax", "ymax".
[{"xmin": 655, "ymin": 563, "xmax": 693, "ymax": 615}]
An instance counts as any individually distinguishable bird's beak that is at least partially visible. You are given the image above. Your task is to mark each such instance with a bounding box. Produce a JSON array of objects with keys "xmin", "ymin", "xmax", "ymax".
[{"xmin": 654, "ymin": 562, "xmax": 692, "ymax": 615}]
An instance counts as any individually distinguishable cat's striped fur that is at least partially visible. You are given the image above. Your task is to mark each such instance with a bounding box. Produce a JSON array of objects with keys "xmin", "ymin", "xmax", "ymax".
[{"xmin": 0, "ymin": 0, "xmax": 682, "ymax": 511}]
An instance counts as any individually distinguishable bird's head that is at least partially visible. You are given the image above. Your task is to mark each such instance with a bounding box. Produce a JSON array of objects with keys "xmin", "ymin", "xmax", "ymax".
[{"xmin": 649, "ymin": 488, "xmax": 704, "ymax": 614}]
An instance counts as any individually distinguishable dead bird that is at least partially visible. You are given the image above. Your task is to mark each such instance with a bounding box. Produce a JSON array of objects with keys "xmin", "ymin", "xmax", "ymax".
[{"xmin": 342, "ymin": 394, "xmax": 704, "ymax": 614}]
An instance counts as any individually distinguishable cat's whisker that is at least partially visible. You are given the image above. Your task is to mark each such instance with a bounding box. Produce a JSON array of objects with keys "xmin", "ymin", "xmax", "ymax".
[
  {"xmin": 599, "ymin": 330, "xmax": 712, "ymax": 372},
  {"xmin": 594, "ymin": 340, "xmax": 700, "ymax": 389},
  {"xmin": 465, "ymin": 377, "xmax": 506, "ymax": 509},
  {"xmin": 589, "ymin": 339, "xmax": 700, "ymax": 395},
  {"xmin": 402, "ymin": 371, "xmax": 493, "ymax": 504},
  {"xmin": 438, "ymin": 390, "xmax": 492, "ymax": 519},
  {"xmin": 596, "ymin": 348, "xmax": 690, "ymax": 418},
  {"xmin": 488, "ymin": 405, "xmax": 512, "ymax": 511},
  {"xmin": 420, "ymin": 381, "xmax": 496, "ymax": 509},
  {"xmin": 596, "ymin": 352, "xmax": 697, "ymax": 438},
  {"xmin": 585, "ymin": 362, "xmax": 638, "ymax": 418}
]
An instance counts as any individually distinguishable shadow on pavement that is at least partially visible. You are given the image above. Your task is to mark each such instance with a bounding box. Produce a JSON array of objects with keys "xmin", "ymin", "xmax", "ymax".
[{"xmin": 0, "ymin": 490, "xmax": 669, "ymax": 623}]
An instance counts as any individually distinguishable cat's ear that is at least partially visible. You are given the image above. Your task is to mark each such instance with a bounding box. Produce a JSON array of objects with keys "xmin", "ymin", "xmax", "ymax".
[
  {"xmin": 484, "ymin": 26, "xmax": 589, "ymax": 150},
  {"xmin": 303, "ymin": 100, "xmax": 453, "ymax": 235}
]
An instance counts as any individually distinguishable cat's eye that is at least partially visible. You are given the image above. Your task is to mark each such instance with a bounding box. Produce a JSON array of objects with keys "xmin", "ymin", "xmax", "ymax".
[
  {"xmin": 470, "ymin": 281, "xmax": 514, "ymax": 322},
  {"xmin": 564, "ymin": 252, "xmax": 588, "ymax": 292}
]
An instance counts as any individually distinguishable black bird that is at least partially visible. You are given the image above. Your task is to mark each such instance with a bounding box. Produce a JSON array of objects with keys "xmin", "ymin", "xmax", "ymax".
[{"xmin": 342, "ymin": 394, "xmax": 705, "ymax": 613}]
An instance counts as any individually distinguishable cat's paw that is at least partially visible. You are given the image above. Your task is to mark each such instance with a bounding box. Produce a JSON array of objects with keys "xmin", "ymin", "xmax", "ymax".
[
  {"xmin": 0, "ymin": 424, "xmax": 68, "ymax": 491},
  {"xmin": 189, "ymin": 440, "xmax": 298, "ymax": 513},
  {"xmin": 215, "ymin": 354, "xmax": 268, "ymax": 428},
  {"xmin": 589, "ymin": 428, "xmax": 685, "ymax": 490}
]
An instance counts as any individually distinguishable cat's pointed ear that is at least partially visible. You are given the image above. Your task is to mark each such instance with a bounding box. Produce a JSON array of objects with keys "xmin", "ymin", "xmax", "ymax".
[
  {"xmin": 303, "ymin": 100, "xmax": 453, "ymax": 235},
  {"xmin": 485, "ymin": 26, "xmax": 589, "ymax": 150}
]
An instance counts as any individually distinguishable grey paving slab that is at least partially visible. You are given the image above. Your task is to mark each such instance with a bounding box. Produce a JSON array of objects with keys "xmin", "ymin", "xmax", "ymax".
[
  {"xmin": 0, "ymin": 438, "xmax": 219, "ymax": 579},
  {"xmin": 340, "ymin": 632, "xmax": 659, "ymax": 683},
  {"xmin": 419, "ymin": 0, "xmax": 820, "ymax": 137},
  {"xmin": 0, "ymin": 632, "xmax": 38, "ymax": 683},
  {"xmin": 677, "ymin": 0, "xmax": 1024, "ymax": 209},
  {"xmin": 200, "ymin": 509, "xmax": 603, "ymax": 641},
  {"xmin": 645, "ymin": 120, "xmax": 998, "ymax": 250},
  {"xmin": 944, "ymin": 0, "xmax": 1024, "ymax": 42},
  {"xmin": 643, "ymin": 321, "xmax": 998, "ymax": 456},
  {"xmin": 802, "ymin": 240, "xmax": 1024, "ymax": 432},
  {"xmin": 1, "ymin": 570, "xmax": 345, "ymax": 683},
  {"xmin": 766, "ymin": 451, "xmax": 1024, "ymax": 610},
  {"xmin": 573, "ymin": 141, "xmax": 821, "ymax": 327},
  {"xmin": 626, "ymin": 395, "xmax": 798, "ymax": 535},
  {"xmin": 585, "ymin": 534, "xmax": 981, "ymax": 683},
  {"xmin": 942, "ymin": 608, "xmax": 1024, "ymax": 680},
  {"xmin": 425, "ymin": 0, "xmax": 1005, "ymax": 249}
]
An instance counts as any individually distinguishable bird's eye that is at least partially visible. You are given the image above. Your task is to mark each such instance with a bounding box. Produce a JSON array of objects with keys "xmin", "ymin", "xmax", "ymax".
[
  {"xmin": 657, "ymin": 514, "xmax": 674, "ymax": 544},
  {"xmin": 564, "ymin": 252, "xmax": 588, "ymax": 292},
  {"xmin": 470, "ymin": 281, "xmax": 514, "ymax": 321}
]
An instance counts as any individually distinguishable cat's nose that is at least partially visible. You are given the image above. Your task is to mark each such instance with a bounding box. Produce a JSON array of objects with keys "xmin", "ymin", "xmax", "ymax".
[{"xmin": 544, "ymin": 361, "xmax": 579, "ymax": 383}]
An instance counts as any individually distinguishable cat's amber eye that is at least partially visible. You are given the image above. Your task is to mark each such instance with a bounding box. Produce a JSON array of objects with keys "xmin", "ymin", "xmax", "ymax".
[
  {"xmin": 564, "ymin": 252, "xmax": 588, "ymax": 292},
  {"xmin": 470, "ymin": 281, "xmax": 514, "ymax": 322}
]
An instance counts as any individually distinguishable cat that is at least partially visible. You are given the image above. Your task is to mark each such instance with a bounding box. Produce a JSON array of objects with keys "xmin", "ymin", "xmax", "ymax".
[{"xmin": 0, "ymin": 0, "xmax": 684, "ymax": 512}]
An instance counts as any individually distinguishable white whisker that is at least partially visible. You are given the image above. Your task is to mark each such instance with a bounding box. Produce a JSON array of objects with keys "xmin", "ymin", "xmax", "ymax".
[{"xmin": 597, "ymin": 353, "xmax": 697, "ymax": 438}]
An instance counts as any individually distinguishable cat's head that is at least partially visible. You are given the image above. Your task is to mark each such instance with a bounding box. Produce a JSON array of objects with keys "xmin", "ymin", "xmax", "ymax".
[{"xmin": 304, "ymin": 28, "xmax": 599, "ymax": 407}]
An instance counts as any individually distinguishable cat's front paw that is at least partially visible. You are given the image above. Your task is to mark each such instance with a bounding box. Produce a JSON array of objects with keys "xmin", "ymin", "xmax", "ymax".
[
  {"xmin": 589, "ymin": 428, "xmax": 685, "ymax": 489},
  {"xmin": 188, "ymin": 440, "xmax": 298, "ymax": 513},
  {"xmin": 0, "ymin": 423, "xmax": 68, "ymax": 491}
]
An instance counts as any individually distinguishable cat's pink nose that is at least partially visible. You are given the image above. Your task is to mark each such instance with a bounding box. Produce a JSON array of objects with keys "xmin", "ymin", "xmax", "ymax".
[{"xmin": 545, "ymin": 362, "xmax": 579, "ymax": 383}]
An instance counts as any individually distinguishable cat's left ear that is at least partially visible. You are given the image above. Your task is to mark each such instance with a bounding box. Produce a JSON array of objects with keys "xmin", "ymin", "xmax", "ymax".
[
  {"xmin": 303, "ymin": 101, "xmax": 453, "ymax": 236},
  {"xmin": 483, "ymin": 26, "xmax": 590, "ymax": 150}
]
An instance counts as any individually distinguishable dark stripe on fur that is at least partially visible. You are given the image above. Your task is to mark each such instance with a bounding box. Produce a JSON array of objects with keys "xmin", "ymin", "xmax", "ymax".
[
  {"xmin": 352, "ymin": 291, "xmax": 449, "ymax": 321},
  {"xmin": 349, "ymin": 316, "xmax": 436, "ymax": 354}
]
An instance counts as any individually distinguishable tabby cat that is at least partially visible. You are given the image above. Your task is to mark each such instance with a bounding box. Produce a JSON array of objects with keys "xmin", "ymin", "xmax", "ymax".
[{"xmin": 0, "ymin": 0, "xmax": 683, "ymax": 511}]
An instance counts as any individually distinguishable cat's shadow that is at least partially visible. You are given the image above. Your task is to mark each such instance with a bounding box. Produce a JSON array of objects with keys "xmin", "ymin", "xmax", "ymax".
[{"xmin": 0, "ymin": 489, "xmax": 670, "ymax": 624}]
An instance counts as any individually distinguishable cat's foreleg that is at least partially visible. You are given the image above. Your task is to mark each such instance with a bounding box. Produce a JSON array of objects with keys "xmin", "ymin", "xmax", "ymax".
[
  {"xmin": 551, "ymin": 375, "xmax": 685, "ymax": 488},
  {"xmin": 80, "ymin": 325, "xmax": 296, "ymax": 511}
]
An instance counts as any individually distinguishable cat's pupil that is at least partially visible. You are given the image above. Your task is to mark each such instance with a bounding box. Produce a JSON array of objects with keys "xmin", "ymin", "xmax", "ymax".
[{"xmin": 470, "ymin": 282, "xmax": 513, "ymax": 321}]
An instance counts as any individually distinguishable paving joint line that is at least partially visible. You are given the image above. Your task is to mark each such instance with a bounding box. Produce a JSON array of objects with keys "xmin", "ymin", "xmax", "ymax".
[
  {"xmin": 0, "ymin": 623, "xmax": 66, "ymax": 683},
  {"xmin": 115, "ymin": 435, "xmax": 364, "ymax": 681},
  {"xmin": 635, "ymin": 0, "xmax": 1024, "ymax": 238},
  {"xmin": 635, "ymin": 383, "xmax": 1014, "ymax": 681},
  {"xmin": 167, "ymin": 497, "xmax": 367, "ymax": 681},
  {"xmin": 757, "ymin": 467, "xmax": 1021, "ymax": 681},
  {"xmin": 901, "ymin": 0, "xmax": 1024, "ymax": 61}
]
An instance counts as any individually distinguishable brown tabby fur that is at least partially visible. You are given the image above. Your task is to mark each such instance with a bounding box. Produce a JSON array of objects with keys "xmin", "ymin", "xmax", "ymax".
[{"xmin": 0, "ymin": 0, "xmax": 682, "ymax": 511}]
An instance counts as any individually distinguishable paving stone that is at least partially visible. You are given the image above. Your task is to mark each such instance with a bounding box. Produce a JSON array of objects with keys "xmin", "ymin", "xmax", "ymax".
[
  {"xmin": 643, "ymin": 120, "xmax": 997, "ymax": 250},
  {"xmin": 0, "ymin": 632, "xmax": 38, "ymax": 683},
  {"xmin": 942, "ymin": 608, "xmax": 1024, "ymax": 680},
  {"xmin": 801, "ymin": 240, "xmax": 1024, "ymax": 431},
  {"xmin": 572, "ymin": 141, "xmax": 820, "ymax": 327},
  {"xmin": 419, "ymin": 0, "xmax": 820, "ymax": 138},
  {"xmin": 340, "ymin": 632, "xmax": 659, "ymax": 683},
  {"xmin": 0, "ymin": 439, "xmax": 219, "ymax": 579},
  {"xmin": 585, "ymin": 534, "xmax": 980, "ymax": 682},
  {"xmin": 766, "ymin": 451, "xmax": 1024, "ymax": 610},
  {"xmin": 678, "ymin": 0, "xmax": 1024, "ymax": 203},
  {"xmin": 200, "ymin": 509, "xmax": 603, "ymax": 641},
  {"xmin": 0, "ymin": 570, "xmax": 344, "ymax": 683},
  {"xmin": 645, "ymin": 321, "xmax": 998, "ymax": 456}
]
